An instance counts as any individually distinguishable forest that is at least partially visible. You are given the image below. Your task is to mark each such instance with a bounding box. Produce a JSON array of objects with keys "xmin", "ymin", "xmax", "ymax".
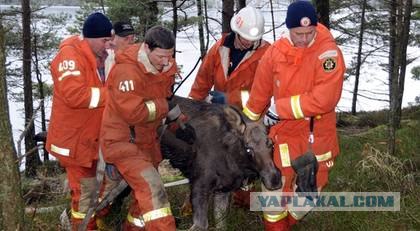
[{"xmin": 0, "ymin": 0, "xmax": 419, "ymax": 230}]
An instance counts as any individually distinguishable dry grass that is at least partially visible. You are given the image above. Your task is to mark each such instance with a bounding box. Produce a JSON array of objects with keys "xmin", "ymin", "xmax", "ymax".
[{"xmin": 356, "ymin": 143, "xmax": 417, "ymax": 194}]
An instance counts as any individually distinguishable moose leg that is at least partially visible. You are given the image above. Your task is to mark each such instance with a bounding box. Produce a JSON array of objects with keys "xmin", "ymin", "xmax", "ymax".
[
  {"xmin": 189, "ymin": 183, "xmax": 211, "ymax": 231},
  {"xmin": 213, "ymin": 192, "xmax": 230, "ymax": 231}
]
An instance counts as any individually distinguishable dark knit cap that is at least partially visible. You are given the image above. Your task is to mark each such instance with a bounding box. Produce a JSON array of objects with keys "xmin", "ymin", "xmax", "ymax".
[
  {"xmin": 113, "ymin": 21, "xmax": 135, "ymax": 37},
  {"xmin": 82, "ymin": 12, "xmax": 112, "ymax": 38},
  {"xmin": 285, "ymin": 1, "xmax": 318, "ymax": 29}
]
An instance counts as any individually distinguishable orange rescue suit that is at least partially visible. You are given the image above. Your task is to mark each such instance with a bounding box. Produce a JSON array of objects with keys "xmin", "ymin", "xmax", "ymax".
[
  {"xmin": 47, "ymin": 35, "xmax": 107, "ymax": 168},
  {"xmin": 100, "ymin": 43, "xmax": 175, "ymax": 165},
  {"xmin": 189, "ymin": 34, "xmax": 270, "ymax": 108},
  {"xmin": 100, "ymin": 43, "xmax": 177, "ymax": 230},
  {"xmin": 244, "ymin": 24, "xmax": 345, "ymax": 200}
]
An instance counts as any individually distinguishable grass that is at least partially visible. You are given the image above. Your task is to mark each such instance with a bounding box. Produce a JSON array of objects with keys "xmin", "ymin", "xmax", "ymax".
[
  {"xmin": 166, "ymin": 185, "xmax": 266, "ymax": 231},
  {"xmin": 20, "ymin": 107, "xmax": 420, "ymax": 230},
  {"xmin": 296, "ymin": 117, "xmax": 420, "ymax": 231}
]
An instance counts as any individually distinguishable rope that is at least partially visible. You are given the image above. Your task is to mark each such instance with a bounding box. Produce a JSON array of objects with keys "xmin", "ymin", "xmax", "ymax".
[{"xmin": 173, "ymin": 56, "xmax": 202, "ymax": 94}]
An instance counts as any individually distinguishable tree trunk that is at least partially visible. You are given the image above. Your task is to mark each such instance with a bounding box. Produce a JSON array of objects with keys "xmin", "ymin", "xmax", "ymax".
[
  {"xmin": 396, "ymin": 0, "xmax": 412, "ymax": 123},
  {"xmin": 351, "ymin": 0, "xmax": 367, "ymax": 115},
  {"xmin": 0, "ymin": 19, "xmax": 25, "ymax": 231},
  {"xmin": 197, "ymin": 0, "xmax": 206, "ymax": 58},
  {"xmin": 237, "ymin": 0, "xmax": 246, "ymax": 10},
  {"xmin": 387, "ymin": 0, "xmax": 412, "ymax": 155},
  {"xmin": 22, "ymin": 0, "xmax": 41, "ymax": 177},
  {"xmin": 203, "ymin": 0, "xmax": 210, "ymax": 51},
  {"xmin": 33, "ymin": 35, "xmax": 48, "ymax": 161},
  {"xmin": 388, "ymin": 0, "xmax": 398, "ymax": 156},
  {"xmin": 314, "ymin": 0, "xmax": 330, "ymax": 28},
  {"xmin": 222, "ymin": 0, "xmax": 234, "ymax": 33},
  {"xmin": 172, "ymin": 0, "xmax": 178, "ymax": 58}
]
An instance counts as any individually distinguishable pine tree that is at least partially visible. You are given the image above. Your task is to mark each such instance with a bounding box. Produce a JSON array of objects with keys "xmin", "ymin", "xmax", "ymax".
[{"xmin": 0, "ymin": 17, "xmax": 25, "ymax": 231}]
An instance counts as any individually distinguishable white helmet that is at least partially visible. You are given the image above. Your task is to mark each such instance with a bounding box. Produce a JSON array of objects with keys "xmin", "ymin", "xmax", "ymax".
[{"xmin": 230, "ymin": 6, "xmax": 265, "ymax": 41}]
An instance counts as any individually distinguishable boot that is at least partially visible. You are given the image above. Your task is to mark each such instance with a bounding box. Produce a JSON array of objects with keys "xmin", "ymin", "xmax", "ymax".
[
  {"xmin": 144, "ymin": 216, "xmax": 176, "ymax": 231},
  {"xmin": 71, "ymin": 217, "xmax": 98, "ymax": 231},
  {"xmin": 263, "ymin": 218, "xmax": 289, "ymax": 231},
  {"xmin": 288, "ymin": 214, "xmax": 297, "ymax": 228},
  {"xmin": 121, "ymin": 220, "xmax": 145, "ymax": 231}
]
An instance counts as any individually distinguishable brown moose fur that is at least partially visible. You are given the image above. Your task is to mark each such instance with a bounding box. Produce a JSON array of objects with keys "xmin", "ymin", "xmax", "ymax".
[{"xmin": 161, "ymin": 96, "xmax": 281, "ymax": 230}]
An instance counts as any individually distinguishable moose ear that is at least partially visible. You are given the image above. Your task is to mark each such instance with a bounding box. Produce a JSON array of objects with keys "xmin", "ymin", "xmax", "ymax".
[{"xmin": 223, "ymin": 106, "xmax": 246, "ymax": 134}]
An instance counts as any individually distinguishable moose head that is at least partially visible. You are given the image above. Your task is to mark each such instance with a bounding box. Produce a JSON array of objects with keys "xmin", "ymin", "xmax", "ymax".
[{"xmin": 223, "ymin": 106, "xmax": 282, "ymax": 191}]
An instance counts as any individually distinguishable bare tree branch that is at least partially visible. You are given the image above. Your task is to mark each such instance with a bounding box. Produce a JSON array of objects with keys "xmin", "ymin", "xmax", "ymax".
[
  {"xmin": 17, "ymin": 102, "xmax": 41, "ymax": 157},
  {"xmin": 207, "ymin": 16, "xmax": 221, "ymax": 26},
  {"xmin": 357, "ymin": 93, "xmax": 389, "ymax": 102},
  {"xmin": 16, "ymin": 145, "xmax": 42, "ymax": 164}
]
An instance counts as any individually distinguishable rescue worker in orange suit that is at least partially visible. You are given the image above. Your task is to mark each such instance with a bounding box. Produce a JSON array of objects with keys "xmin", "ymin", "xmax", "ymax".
[
  {"xmin": 100, "ymin": 26, "xmax": 191, "ymax": 231},
  {"xmin": 46, "ymin": 12, "xmax": 118, "ymax": 230},
  {"xmin": 103, "ymin": 20, "xmax": 137, "ymax": 215},
  {"xmin": 188, "ymin": 6, "xmax": 270, "ymax": 207},
  {"xmin": 242, "ymin": 1, "xmax": 345, "ymax": 230},
  {"xmin": 105, "ymin": 20, "xmax": 136, "ymax": 77}
]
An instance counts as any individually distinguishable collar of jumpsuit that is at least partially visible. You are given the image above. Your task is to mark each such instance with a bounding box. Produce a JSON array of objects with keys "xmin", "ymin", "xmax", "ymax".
[
  {"xmin": 278, "ymin": 27, "xmax": 318, "ymax": 66},
  {"xmin": 224, "ymin": 32, "xmax": 254, "ymax": 76}
]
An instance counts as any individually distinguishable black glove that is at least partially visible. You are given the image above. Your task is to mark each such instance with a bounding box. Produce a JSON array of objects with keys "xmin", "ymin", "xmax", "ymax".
[
  {"xmin": 105, "ymin": 164, "xmax": 122, "ymax": 181},
  {"xmin": 291, "ymin": 152, "xmax": 318, "ymax": 199},
  {"xmin": 175, "ymin": 123, "xmax": 196, "ymax": 145}
]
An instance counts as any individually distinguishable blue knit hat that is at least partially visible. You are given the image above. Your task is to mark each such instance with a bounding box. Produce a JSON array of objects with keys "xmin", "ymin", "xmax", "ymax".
[
  {"xmin": 285, "ymin": 1, "xmax": 318, "ymax": 29},
  {"xmin": 82, "ymin": 12, "xmax": 112, "ymax": 38}
]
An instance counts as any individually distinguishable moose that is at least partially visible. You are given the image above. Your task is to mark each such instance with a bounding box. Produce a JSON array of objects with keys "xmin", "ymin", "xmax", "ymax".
[
  {"xmin": 161, "ymin": 96, "xmax": 282, "ymax": 230},
  {"xmin": 35, "ymin": 96, "xmax": 281, "ymax": 230}
]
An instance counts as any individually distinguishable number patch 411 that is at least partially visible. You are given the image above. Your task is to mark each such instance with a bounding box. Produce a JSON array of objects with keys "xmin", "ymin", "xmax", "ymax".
[{"xmin": 119, "ymin": 80, "xmax": 135, "ymax": 92}]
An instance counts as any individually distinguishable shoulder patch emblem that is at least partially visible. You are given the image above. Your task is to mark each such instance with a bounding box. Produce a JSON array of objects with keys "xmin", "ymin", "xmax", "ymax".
[{"xmin": 323, "ymin": 58, "xmax": 336, "ymax": 72}]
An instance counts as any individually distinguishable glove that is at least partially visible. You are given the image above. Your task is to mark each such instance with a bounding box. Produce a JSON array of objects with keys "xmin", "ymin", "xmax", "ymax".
[
  {"xmin": 291, "ymin": 152, "xmax": 318, "ymax": 199},
  {"xmin": 263, "ymin": 109, "xmax": 280, "ymax": 127},
  {"xmin": 175, "ymin": 123, "xmax": 196, "ymax": 145},
  {"xmin": 105, "ymin": 164, "xmax": 122, "ymax": 181},
  {"xmin": 165, "ymin": 102, "xmax": 195, "ymax": 144},
  {"xmin": 209, "ymin": 91, "xmax": 226, "ymax": 104}
]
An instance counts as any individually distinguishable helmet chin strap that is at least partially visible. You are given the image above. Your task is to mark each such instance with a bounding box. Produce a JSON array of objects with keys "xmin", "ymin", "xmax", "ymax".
[
  {"xmin": 252, "ymin": 39, "xmax": 261, "ymax": 50},
  {"xmin": 234, "ymin": 33, "xmax": 254, "ymax": 50}
]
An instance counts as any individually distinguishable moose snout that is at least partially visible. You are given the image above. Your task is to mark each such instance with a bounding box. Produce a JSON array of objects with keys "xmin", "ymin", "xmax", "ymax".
[{"xmin": 260, "ymin": 163, "xmax": 282, "ymax": 190}]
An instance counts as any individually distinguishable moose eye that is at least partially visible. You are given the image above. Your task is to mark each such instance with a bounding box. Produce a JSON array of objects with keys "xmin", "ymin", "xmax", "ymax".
[{"xmin": 245, "ymin": 145, "xmax": 255, "ymax": 158}]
